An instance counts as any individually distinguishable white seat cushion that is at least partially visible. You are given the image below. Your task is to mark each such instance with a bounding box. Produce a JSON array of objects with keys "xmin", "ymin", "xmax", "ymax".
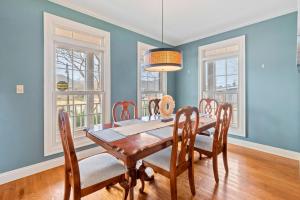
[
  {"xmin": 194, "ymin": 135, "xmax": 213, "ymax": 152},
  {"xmin": 143, "ymin": 147, "xmax": 174, "ymax": 172},
  {"xmin": 79, "ymin": 153, "xmax": 126, "ymax": 189}
]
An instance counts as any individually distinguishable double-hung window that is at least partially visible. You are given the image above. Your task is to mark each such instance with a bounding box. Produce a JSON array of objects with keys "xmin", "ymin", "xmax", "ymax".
[
  {"xmin": 137, "ymin": 42, "xmax": 167, "ymax": 116},
  {"xmin": 44, "ymin": 13, "xmax": 111, "ymax": 156},
  {"xmin": 198, "ymin": 36, "xmax": 245, "ymax": 136}
]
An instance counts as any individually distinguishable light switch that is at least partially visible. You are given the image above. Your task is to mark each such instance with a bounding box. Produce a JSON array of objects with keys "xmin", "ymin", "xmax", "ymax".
[{"xmin": 16, "ymin": 85, "xmax": 24, "ymax": 94}]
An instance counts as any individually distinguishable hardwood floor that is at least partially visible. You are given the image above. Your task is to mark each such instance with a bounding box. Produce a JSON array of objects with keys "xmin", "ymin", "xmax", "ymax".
[{"xmin": 1, "ymin": 144, "xmax": 300, "ymax": 200}]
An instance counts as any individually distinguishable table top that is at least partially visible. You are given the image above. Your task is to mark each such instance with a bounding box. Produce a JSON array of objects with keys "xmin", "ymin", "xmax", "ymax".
[{"xmin": 86, "ymin": 115, "xmax": 216, "ymax": 166}]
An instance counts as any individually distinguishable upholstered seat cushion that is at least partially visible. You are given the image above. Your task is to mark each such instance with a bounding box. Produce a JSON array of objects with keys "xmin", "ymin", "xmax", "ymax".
[
  {"xmin": 200, "ymin": 127, "xmax": 215, "ymax": 136},
  {"xmin": 79, "ymin": 153, "xmax": 126, "ymax": 189},
  {"xmin": 143, "ymin": 147, "xmax": 178, "ymax": 172},
  {"xmin": 194, "ymin": 135, "xmax": 213, "ymax": 152}
]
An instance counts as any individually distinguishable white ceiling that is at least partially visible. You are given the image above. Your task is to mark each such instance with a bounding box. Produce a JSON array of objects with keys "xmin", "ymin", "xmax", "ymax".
[{"xmin": 50, "ymin": 0, "xmax": 297, "ymax": 45}]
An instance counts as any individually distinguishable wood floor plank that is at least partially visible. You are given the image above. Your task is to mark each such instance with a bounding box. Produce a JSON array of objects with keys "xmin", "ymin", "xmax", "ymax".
[{"xmin": 0, "ymin": 144, "xmax": 299, "ymax": 200}]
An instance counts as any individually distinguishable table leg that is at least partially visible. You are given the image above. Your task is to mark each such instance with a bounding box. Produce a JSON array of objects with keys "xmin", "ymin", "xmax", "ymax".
[{"xmin": 126, "ymin": 164, "xmax": 137, "ymax": 200}]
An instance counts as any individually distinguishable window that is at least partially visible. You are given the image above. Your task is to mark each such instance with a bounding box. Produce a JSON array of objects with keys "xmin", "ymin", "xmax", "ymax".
[
  {"xmin": 137, "ymin": 42, "xmax": 167, "ymax": 116},
  {"xmin": 198, "ymin": 36, "xmax": 245, "ymax": 136},
  {"xmin": 44, "ymin": 13, "xmax": 111, "ymax": 156}
]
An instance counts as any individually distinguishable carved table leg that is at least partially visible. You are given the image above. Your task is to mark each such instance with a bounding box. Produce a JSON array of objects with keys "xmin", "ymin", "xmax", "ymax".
[{"xmin": 126, "ymin": 164, "xmax": 137, "ymax": 200}]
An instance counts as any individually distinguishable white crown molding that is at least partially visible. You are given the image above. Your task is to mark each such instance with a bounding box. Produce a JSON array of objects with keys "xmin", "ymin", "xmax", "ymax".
[
  {"xmin": 0, "ymin": 147, "xmax": 104, "ymax": 185},
  {"xmin": 48, "ymin": 0, "xmax": 176, "ymax": 45},
  {"xmin": 177, "ymin": 7, "xmax": 297, "ymax": 46},
  {"xmin": 228, "ymin": 137, "xmax": 300, "ymax": 161}
]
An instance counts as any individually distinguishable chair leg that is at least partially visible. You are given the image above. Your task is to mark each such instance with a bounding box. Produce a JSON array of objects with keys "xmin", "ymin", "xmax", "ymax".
[
  {"xmin": 123, "ymin": 188, "xmax": 129, "ymax": 200},
  {"xmin": 213, "ymin": 155, "xmax": 219, "ymax": 183},
  {"xmin": 63, "ymin": 173, "xmax": 71, "ymax": 200},
  {"xmin": 170, "ymin": 176, "xmax": 177, "ymax": 200},
  {"xmin": 188, "ymin": 162, "xmax": 196, "ymax": 195},
  {"xmin": 223, "ymin": 146, "xmax": 229, "ymax": 173},
  {"xmin": 73, "ymin": 190, "xmax": 81, "ymax": 200}
]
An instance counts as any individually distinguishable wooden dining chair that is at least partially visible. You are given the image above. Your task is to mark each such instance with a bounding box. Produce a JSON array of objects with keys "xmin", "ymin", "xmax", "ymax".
[
  {"xmin": 139, "ymin": 106, "xmax": 199, "ymax": 200},
  {"xmin": 148, "ymin": 98, "xmax": 160, "ymax": 116},
  {"xmin": 199, "ymin": 98, "xmax": 218, "ymax": 116},
  {"xmin": 194, "ymin": 103, "xmax": 232, "ymax": 183},
  {"xmin": 198, "ymin": 98, "xmax": 219, "ymax": 136},
  {"xmin": 58, "ymin": 110, "xmax": 129, "ymax": 200},
  {"xmin": 112, "ymin": 100, "xmax": 138, "ymax": 125}
]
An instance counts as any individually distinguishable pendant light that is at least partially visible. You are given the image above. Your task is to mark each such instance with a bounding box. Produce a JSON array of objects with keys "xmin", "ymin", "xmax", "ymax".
[{"xmin": 143, "ymin": 0, "xmax": 182, "ymax": 72}]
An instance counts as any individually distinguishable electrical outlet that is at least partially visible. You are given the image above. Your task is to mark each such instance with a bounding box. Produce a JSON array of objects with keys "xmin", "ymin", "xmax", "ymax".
[{"xmin": 16, "ymin": 85, "xmax": 24, "ymax": 94}]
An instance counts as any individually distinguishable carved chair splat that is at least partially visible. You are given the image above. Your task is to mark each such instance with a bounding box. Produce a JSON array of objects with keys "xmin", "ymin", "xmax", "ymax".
[
  {"xmin": 112, "ymin": 100, "xmax": 138, "ymax": 125},
  {"xmin": 148, "ymin": 98, "xmax": 161, "ymax": 116}
]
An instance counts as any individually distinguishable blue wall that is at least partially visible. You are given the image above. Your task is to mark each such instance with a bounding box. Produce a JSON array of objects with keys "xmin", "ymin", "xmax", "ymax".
[
  {"xmin": 0, "ymin": 0, "xmax": 175, "ymax": 173},
  {"xmin": 176, "ymin": 13, "xmax": 300, "ymax": 152}
]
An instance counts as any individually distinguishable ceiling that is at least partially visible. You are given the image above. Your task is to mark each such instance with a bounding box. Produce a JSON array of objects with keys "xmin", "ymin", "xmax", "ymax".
[{"xmin": 50, "ymin": 0, "xmax": 297, "ymax": 46}]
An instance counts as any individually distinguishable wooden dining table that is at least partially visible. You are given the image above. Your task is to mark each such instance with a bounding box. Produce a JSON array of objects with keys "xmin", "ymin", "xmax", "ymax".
[{"xmin": 85, "ymin": 115, "xmax": 216, "ymax": 200}]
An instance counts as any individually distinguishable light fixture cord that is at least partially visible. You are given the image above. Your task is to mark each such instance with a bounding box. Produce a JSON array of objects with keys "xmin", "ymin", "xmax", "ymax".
[{"xmin": 162, "ymin": 0, "xmax": 164, "ymax": 46}]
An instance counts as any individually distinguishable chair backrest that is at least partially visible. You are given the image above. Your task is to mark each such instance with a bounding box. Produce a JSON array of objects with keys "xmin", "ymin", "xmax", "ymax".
[
  {"xmin": 212, "ymin": 103, "xmax": 233, "ymax": 152},
  {"xmin": 112, "ymin": 100, "xmax": 138, "ymax": 122},
  {"xmin": 199, "ymin": 98, "xmax": 219, "ymax": 116},
  {"xmin": 148, "ymin": 98, "xmax": 160, "ymax": 116},
  {"xmin": 58, "ymin": 109, "xmax": 81, "ymax": 189},
  {"xmin": 170, "ymin": 106, "xmax": 199, "ymax": 171}
]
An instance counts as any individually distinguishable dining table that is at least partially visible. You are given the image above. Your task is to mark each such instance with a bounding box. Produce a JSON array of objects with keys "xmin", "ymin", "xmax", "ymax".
[{"xmin": 85, "ymin": 114, "xmax": 216, "ymax": 200}]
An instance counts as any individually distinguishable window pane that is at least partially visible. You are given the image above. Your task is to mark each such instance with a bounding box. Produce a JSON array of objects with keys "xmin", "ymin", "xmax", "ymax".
[
  {"xmin": 226, "ymin": 75, "xmax": 238, "ymax": 90},
  {"xmin": 141, "ymin": 70, "xmax": 160, "ymax": 92},
  {"xmin": 215, "ymin": 59, "xmax": 226, "ymax": 76},
  {"xmin": 73, "ymin": 51, "xmax": 87, "ymax": 71},
  {"xmin": 216, "ymin": 76, "xmax": 226, "ymax": 91},
  {"xmin": 226, "ymin": 93, "xmax": 238, "ymax": 105},
  {"xmin": 73, "ymin": 70, "xmax": 85, "ymax": 90},
  {"xmin": 56, "ymin": 48, "xmax": 72, "ymax": 70},
  {"xmin": 227, "ymin": 57, "xmax": 238, "ymax": 75}
]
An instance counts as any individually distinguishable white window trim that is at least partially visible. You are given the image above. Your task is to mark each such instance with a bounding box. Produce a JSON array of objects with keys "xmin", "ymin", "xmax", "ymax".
[
  {"xmin": 44, "ymin": 12, "xmax": 111, "ymax": 156},
  {"xmin": 137, "ymin": 42, "xmax": 167, "ymax": 117},
  {"xmin": 198, "ymin": 35, "xmax": 246, "ymax": 137}
]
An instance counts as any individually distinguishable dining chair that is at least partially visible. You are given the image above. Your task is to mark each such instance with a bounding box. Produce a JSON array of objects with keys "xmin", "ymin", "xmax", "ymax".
[
  {"xmin": 148, "ymin": 98, "xmax": 160, "ymax": 116},
  {"xmin": 198, "ymin": 98, "xmax": 219, "ymax": 137},
  {"xmin": 139, "ymin": 106, "xmax": 199, "ymax": 200},
  {"xmin": 112, "ymin": 100, "xmax": 138, "ymax": 126},
  {"xmin": 194, "ymin": 103, "xmax": 232, "ymax": 183},
  {"xmin": 199, "ymin": 98, "xmax": 219, "ymax": 116},
  {"xmin": 58, "ymin": 110, "xmax": 129, "ymax": 200}
]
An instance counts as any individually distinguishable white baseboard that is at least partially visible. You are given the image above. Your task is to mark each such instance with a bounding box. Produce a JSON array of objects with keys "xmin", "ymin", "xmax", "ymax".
[
  {"xmin": 0, "ymin": 146, "xmax": 104, "ymax": 185},
  {"xmin": 228, "ymin": 137, "xmax": 300, "ymax": 161}
]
